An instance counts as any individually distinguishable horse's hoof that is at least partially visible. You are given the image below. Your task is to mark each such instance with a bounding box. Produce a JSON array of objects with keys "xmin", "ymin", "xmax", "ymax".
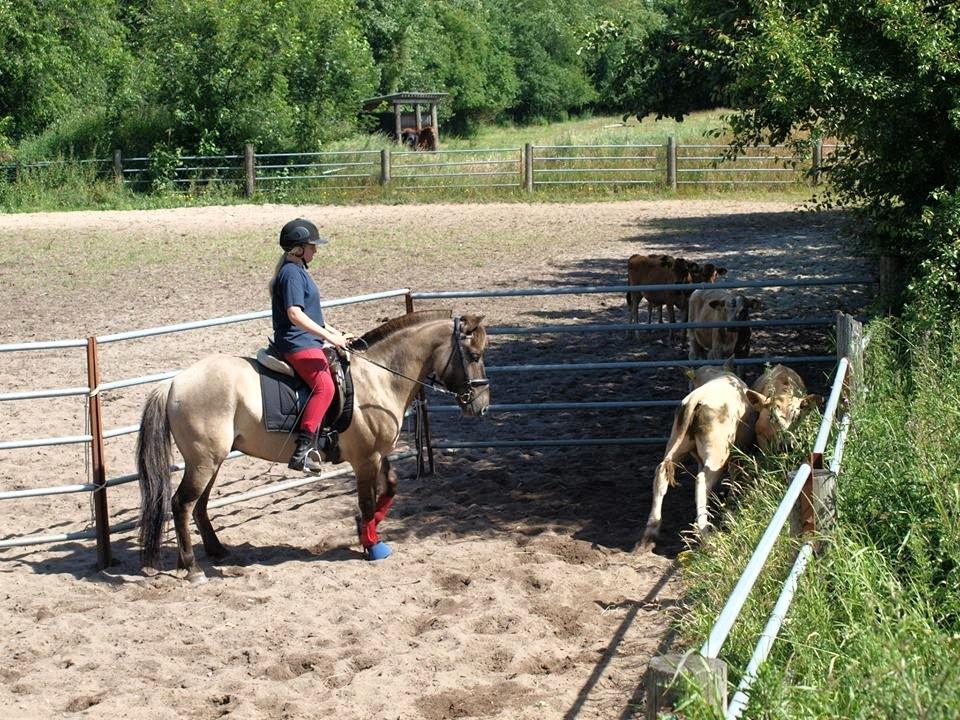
[
  {"xmin": 187, "ymin": 572, "xmax": 209, "ymax": 585},
  {"xmin": 365, "ymin": 542, "xmax": 392, "ymax": 561}
]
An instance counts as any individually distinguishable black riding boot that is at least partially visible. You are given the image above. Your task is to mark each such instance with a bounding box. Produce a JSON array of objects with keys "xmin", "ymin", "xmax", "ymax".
[{"xmin": 288, "ymin": 429, "xmax": 323, "ymax": 473}]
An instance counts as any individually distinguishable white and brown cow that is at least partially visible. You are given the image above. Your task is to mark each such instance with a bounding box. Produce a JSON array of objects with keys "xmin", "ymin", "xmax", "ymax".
[
  {"xmin": 641, "ymin": 373, "xmax": 759, "ymax": 547},
  {"xmin": 687, "ymin": 288, "xmax": 762, "ymax": 361},
  {"xmin": 751, "ymin": 364, "xmax": 822, "ymax": 453}
]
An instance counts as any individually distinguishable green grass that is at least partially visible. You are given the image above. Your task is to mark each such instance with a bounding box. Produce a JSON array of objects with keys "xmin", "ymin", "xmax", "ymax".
[
  {"xmin": 1, "ymin": 111, "xmax": 817, "ymax": 213},
  {"xmin": 672, "ymin": 318, "xmax": 960, "ymax": 719}
]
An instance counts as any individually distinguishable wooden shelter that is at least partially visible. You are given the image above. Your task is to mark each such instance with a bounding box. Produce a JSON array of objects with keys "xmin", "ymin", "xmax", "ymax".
[{"xmin": 362, "ymin": 92, "xmax": 448, "ymax": 146}]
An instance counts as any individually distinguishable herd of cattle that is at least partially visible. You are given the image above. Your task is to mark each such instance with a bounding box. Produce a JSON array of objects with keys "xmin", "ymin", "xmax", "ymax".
[{"xmin": 624, "ymin": 254, "xmax": 823, "ymax": 548}]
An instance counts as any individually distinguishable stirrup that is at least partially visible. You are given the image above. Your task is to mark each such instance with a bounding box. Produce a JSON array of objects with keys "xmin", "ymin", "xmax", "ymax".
[
  {"xmin": 289, "ymin": 431, "xmax": 323, "ymax": 473},
  {"xmin": 318, "ymin": 429, "xmax": 341, "ymax": 464},
  {"xmin": 289, "ymin": 452, "xmax": 323, "ymax": 474}
]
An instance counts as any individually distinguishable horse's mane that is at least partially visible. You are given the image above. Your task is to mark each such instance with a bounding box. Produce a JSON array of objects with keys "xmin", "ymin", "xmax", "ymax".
[{"xmin": 358, "ymin": 309, "xmax": 451, "ymax": 348}]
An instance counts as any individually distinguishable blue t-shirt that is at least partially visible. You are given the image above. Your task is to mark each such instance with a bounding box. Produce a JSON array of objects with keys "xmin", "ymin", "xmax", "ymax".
[{"xmin": 271, "ymin": 261, "xmax": 325, "ymax": 355}]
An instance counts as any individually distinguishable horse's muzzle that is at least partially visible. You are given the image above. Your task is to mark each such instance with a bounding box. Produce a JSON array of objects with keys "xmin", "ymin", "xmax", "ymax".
[{"xmin": 459, "ymin": 380, "xmax": 490, "ymax": 417}]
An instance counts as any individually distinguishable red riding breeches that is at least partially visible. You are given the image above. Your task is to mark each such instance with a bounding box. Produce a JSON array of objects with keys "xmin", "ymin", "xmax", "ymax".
[{"xmin": 284, "ymin": 347, "xmax": 335, "ymax": 434}]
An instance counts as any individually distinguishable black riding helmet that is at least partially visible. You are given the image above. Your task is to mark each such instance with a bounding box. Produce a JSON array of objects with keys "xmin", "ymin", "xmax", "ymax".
[{"xmin": 279, "ymin": 217, "xmax": 328, "ymax": 252}]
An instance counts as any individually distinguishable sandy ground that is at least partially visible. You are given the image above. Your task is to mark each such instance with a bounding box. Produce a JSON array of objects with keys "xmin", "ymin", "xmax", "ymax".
[{"xmin": 0, "ymin": 200, "xmax": 872, "ymax": 719}]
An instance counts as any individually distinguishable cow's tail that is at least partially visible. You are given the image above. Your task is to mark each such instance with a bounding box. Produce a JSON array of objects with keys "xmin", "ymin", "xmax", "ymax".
[
  {"xmin": 659, "ymin": 399, "xmax": 699, "ymax": 487},
  {"xmin": 137, "ymin": 384, "xmax": 173, "ymax": 569}
]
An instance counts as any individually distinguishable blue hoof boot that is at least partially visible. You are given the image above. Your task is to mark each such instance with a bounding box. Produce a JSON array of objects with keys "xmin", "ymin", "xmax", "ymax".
[{"xmin": 365, "ymin": 541, "xmax": 392, "ymax": 561}]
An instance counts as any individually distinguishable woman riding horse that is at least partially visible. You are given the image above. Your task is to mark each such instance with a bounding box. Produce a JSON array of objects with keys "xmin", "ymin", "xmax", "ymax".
[
  {"xmin": 269, "ymin": 217, "xmax": 351, "ymax": 473},
  {"xmin": 136, "ymin": 309, "xmax": 490, "ymax": 582}
]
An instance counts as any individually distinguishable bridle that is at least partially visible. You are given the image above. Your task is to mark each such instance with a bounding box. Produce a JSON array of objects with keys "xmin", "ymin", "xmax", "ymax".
[
  {"xmin": 435, "ymin": 315, "xmax": 490, "ymax": 406},
  {"xmin": 349, "ymin": 317, "xmax": 489, "ymax": 407}
]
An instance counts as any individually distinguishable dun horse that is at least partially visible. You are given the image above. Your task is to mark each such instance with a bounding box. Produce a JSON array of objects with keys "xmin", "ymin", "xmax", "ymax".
[{"xmin": 136, "ymin": 310, "xmax": 490, "ymax": 582}]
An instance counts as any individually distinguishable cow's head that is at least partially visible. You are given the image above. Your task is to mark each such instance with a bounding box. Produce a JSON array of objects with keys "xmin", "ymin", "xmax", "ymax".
[
  {"xmin": 747, "ymin": 389, "xmax": 823, "ymax": 453},
  {"xmin": 685, "ymin": 359, "xmax": 737, "ymax": 389},
  {"xmin": 707, "ymin": 293, "xmax": 759, "ymax": 320},
  {"xmin": 696, "ymin": 263, "xmax": 727, "ymax": 283}
]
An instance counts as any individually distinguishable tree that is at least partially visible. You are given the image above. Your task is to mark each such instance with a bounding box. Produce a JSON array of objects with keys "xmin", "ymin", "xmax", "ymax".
[
  {"xmin": 138, "ymin": 0, "xmax": 379, "ymax": 152},
  {"xmin": 491, "ymin": 0, "xmax": 596, "ymax": 123},
  {"xmin": 621, "ymin": 0, "xmax": 960, "ymax": 303},
  {"xmin": 579, "ymin": 0, "xmax": 682, "ymax": 115},
  {"xmin": 0, "ymin": 0, "xmax": 131, "ymax": 141}
]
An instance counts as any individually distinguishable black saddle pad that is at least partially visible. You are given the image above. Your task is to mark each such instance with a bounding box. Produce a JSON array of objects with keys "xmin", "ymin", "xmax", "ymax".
[
  {"xmin": 257, "ymin": 363, "xmax": 311, "ymax": 434},
  {"xmin": 254, "ymin": 355, "xmax": 354, "ymax": 434}
]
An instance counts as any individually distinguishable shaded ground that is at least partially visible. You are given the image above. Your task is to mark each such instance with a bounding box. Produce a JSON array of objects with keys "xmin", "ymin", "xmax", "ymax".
[{"xmin": 0, "ymin": 200, "xmax": 871, "ymax": 719}]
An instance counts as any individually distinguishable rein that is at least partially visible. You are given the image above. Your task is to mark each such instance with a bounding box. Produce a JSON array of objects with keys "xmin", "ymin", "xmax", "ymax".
[{"xmin": 347, "ymin": 317, "xmax": 488, "ymax": 406}]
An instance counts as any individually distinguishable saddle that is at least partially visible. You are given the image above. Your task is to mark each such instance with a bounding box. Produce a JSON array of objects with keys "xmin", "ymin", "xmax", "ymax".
[{"xmin": 254, "ymin": 343, "xmax": 355, "ymax": 438}]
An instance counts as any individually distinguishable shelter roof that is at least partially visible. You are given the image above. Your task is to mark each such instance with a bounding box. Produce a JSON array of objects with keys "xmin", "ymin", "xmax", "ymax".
[{"xmin": 362, "ymin": 92, "xmax": 448, "ymax": 111}]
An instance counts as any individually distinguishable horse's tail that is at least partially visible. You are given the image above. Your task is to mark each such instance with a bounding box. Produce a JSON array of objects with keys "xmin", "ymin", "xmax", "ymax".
[{"xmin": 137, "ymin": 384, "xmax": 172, "ymax": 568}]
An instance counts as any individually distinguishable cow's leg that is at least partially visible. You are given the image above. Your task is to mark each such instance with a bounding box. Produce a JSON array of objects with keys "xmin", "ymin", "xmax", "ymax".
[
  {"xmin": 666, "ymin": 304, "xmax": 677, "ymax": 344},
  {"xmin": 641, "ymin": 460, "xmax": 674, "ymax": 548},
  {"xmin": 694, "ymin": 458, "xmax": 726, "ymax": 537},
  {"xmin": 688, "ymin": 331, "xmax": 707, "ymax": 361},
  {"xmin": 641, "ymin": 440, "xmax": 695, "ymax": 549}
]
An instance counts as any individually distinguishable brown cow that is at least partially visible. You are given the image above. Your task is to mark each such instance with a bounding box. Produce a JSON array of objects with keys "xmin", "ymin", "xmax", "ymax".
[
  {"xmin": 751, "ymin": 364, "xmax": 822, "ymax": 452},
  {"xmin": 417, "ymin": 126, "xmax": 438, "ymax": 151},
  {"xmin": 641, "ymin": 373, "xmax": 759, "ymax": 547},
  {"xmin": 687, "ymin": 288, "xmax": 762, "ymax": 361},
  {"xmin": 626, "ymin": 254, "xmax": 697, "ymax": 331}
]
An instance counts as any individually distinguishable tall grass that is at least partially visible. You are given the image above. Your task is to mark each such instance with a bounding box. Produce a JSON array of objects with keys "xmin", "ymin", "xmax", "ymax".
[{"xmin": 673, "ymin": 317, "xmax": 960, "ymax": 719}]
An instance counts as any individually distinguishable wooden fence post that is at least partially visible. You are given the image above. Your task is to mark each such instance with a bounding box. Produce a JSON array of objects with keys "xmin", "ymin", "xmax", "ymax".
[
  {"xmin": 877, "ymin": 255, "xmax": 905, "ymax": 316},
  {"xmin": 243, "ymin": 143, "xmax": 256, "ymax": 198},
  {"xmin": 430, "ymin": 104, "xmax": 440, "ymax": 149},
  {"xmin": 645, "ymin": 653, "xmax": 727, "ymax": 719},
  {"xmin": 667, "ymin": 136, "xmax": 677, "ymax": 191},
  {"xmin": 523, "ymin": 143, "xmax": 534, "ymax": 193},
  {"xmin": 86, "ymin": 337, "xmax": 112, "ymax": 570},
  {"xmin": 380, "ymin": 149, "xmax": 391, "ymax": 186},
  {"xmin": 791, "ymin": 468, "xmax": 837, "ymax": 547},
  {"xmin": 811, "ymin": 138, "xmax": 823, "ymax": 186},
  {"xmin": 113, "ymin": 149, "xmax": 123, "ymax": 184},
  {"xmin": 836, "ymin": 312, "xmax": 864, "ymax": 403}
]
